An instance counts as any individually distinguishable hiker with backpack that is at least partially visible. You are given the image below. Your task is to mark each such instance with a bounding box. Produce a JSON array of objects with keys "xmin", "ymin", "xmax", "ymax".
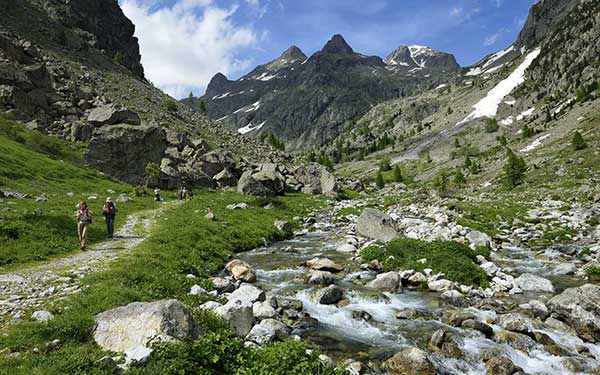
[
  {"xmin": 154, "ymin": 187, "xmax": 161, "ymax": 201},
  {"xmin": 102, "ymin": 197, "xmax": 117, "ymax": 239},
  {"xmin": 76, "ymin": 201, "xmax": 92, "ymax": 250}
]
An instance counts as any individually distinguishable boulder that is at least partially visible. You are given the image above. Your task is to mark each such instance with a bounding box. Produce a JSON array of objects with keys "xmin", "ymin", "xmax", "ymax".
[
  {"xmin": 367, "ymin": 271, "xmax": 401, "ymax": 292},
  {"xmin": 407, "ymin": 272, "xmax": 427, "ymax": 285},
  {"xmin": 211, "ymin": 277, "xmax": 235, "ymax": 293},
  {"xmin": 246, "ymin": 318, "xmax": 290, "ymax": 345},
  {"xmin": 31, "ymin": 310, "xmax": 54, "ymax": 322},
  {"xmin": 315, "ymin": 285, "xmax": 343, "ymax": 305},
  {"xmin": 237, "ymin": 170, "xmax": 277, "ymax": 197},
  {"xmin": 87, "ymin": 104, "xmax": 141, "ymax": 126},
  {"xmin": 196, "ymin": 150, "xmax": 236, "ymax": 177},
  {"xmin": 336, "ymin": 243, "xmax": 357, "ymax": 253},
  {"xmin": 547, "ymin": 284, "xmax": 600, "ymax": 342},
  {"xmin": 461, "ymin": 319, "xmax": 494, "ymax": 338},
  {"xmin": 428, "ymin": 279, "xmax": 454, "ymax": 292},
  {"xmin": 188, "ymin": 285, "xmax": 209, "ymax": 296},
  {"xmin": 213, "ymin": 167, "xmax": 238, "ymax": 187},
  {"xmin": 512, "ymin": 273, "xmax": 555, "ymax": 293},
  {"xmin": 93, "ymin": 300, "xmax": 199, "ymax": 353},
  {"xmin": 485, "ymin": 356, "xmax": 522, "ymax": 375},
  {"xmin": 384, "ymin": 347, "xmax": 437, "ymax": 375},
  {"xmin": 440, "ymin": 290, "xmax": 467, "ymax": 307},
  {"xmin": 116, "ymin": 193, "xmax": 132, "ymax": 203},
  {"xmin": 356, "ymin": 208, "xmax": 398, "ymax": 242},
  {"xmin": 465, "ymin": 230, "xmax": 492, "ymax": 249},
  {"xmin": 306, "ymin": 257, "xmax": 344, "ymax": 272},
  {"xmin": 214, "ymin": 300, "xmax": 254, "ymax": 338},
  {"xmin": 252, "ymin": 301, "xmax": 277, "ymax": 320},
  {"xmin": 84, "ymin": 125, "xmax": 167, "ymax": 185},
  {"xmin": 293, "ymin": 163, "xmax": 338, "ymax": 195},
  {"xmin": 306, "ymin": 270, "xmax": 336, "ymax": 285},
  {"xmin": 227, "ymin": 284, "xmax": 265, "ymax": 305},
  {"xmin": 496, "ymin": 313, "xmax": 534, "ymax": 334},
  {"xmin": 164, "ymin": 129, "xmax": 190, "ymax": 151},
  {"xmin": 274, "ymin": 220, "xmax": 292, "ymax": 232},
  {"xmin": 225, "ymin": 260, "xmax": 257, "ymax": 283},
  {"xmin": 70, "ymin": 121, "xmax": 95, "ymax": 141}
]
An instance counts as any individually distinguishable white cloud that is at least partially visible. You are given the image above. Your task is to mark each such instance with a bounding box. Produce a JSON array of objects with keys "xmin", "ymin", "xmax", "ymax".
[
  {"xmin": 450, "ymin": 7, "xmax": 462, "ymax": 17},
  {"xmin": 484, "ymin": 32, "xmax": 501, "ymax": 46},
  {"xmin": 121, "ymin": 0, "xmax": 258, "ymax": 98}
]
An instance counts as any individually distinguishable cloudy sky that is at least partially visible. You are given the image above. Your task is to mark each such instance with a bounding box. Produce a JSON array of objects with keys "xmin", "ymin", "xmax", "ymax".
[{"xmin": 119, "ymin": 0, "xmax": 537, "ymax": 99}]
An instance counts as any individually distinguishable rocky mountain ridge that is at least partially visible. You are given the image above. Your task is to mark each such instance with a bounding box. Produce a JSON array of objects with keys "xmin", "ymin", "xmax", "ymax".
[{"xmin": 186, "ymin": 34, "xmax": 460, "ymax": 150}]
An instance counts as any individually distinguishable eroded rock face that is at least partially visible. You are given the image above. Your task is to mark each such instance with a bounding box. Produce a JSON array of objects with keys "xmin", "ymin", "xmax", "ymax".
[
  {"xmin": 356, "ymin": 208, "xmax": 398, "ymax": 242},
  {"xmin": 547, "ymin": 284, "xmax": 600, "ymax": 342},
  {"xmin": 87, "ymin": 104, "xmax": 141, "ymax": 126},
  {"xmin": 93, "ymin": 299, "xmax": 199, "ymax": 353},
  {"xmin": 294, "ymin": 163, "xmax": 338, "ymax": 196},
  {"xmin": 84, "ymin": 125, "xmax": 167, "ymax": 185}
]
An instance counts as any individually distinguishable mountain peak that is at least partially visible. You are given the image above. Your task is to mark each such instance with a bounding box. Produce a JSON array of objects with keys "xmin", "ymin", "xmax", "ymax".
[
  {"xmin": 281, "ymin": 45, "xmax": 307, "ymax": 61},
  {"xmin": 321, "ymin": 34, "xmax": 354, "ymax": 54}
]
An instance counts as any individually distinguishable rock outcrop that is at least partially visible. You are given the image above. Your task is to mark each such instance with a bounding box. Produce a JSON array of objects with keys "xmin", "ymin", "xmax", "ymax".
[
  {"xmin": 547, "ymin": 284, "xmax": 600, "ymax": 342},
  {"xmin": 356, "ymin": 208, "xmax": 398, "ymax": 242}
]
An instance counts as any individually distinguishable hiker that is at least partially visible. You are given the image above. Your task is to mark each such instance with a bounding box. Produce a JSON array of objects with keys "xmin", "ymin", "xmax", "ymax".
[
  {"xmin": 187, "ymin": 188, "xmax": 194, "ymax": 200},
  {"xmin": 154, "ymin": 187, "xmax": 161, "ymax": 201},
  {"xmin": 102, "ymin": 197, "xmax": 117, "ymax": 239},
  {"xmin": 178, "ymin": 186, "xmax": 183, "ymax": 200},
  {"xmin": 76, "ymin": 201, "xmax": 92, "ymax": 250},
  {"xmin": 182, "ymin": 186, "xmax": 188, "ymax": 200}
]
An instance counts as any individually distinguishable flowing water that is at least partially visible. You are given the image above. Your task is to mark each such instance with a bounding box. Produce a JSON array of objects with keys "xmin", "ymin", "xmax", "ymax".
[{"xmin": 237, "ymin": 213, "xmax": 600, "ymax": 374}]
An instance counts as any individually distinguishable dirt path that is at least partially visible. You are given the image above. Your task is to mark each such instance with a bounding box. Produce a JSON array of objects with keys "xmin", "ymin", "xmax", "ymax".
[{"xmin": 0, "ymin": 204, "xmax": 170, "ymax": 326}]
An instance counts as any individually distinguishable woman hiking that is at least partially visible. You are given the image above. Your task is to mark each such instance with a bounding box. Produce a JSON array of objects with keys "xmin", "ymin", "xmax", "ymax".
[
  {"xmin": 76, "ymin": 201, "xmax": 92, "ymax": 250},
  {"xmin": 102, "ymin": 197, "xmax": 117, "ymax": 239}
]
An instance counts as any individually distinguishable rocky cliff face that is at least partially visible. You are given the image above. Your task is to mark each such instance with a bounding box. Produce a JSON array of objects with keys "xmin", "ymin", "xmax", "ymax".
[{"xmin": 188, "ymin": 34, "xmax": 459, "ymax": 150}]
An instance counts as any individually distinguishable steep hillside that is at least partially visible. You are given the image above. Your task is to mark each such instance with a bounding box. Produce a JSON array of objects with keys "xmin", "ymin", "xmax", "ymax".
[
  {"xmin": 0, "ymin": 0, "xmax": 283, "ymax": 187},
  {"xmin": 186, "ymin": 35, "xmax": 460, "ymax": 150}
]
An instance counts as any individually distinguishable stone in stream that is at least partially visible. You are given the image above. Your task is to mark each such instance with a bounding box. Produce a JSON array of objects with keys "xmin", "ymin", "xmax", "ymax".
[
  {"xmin": 351, "ymin": 310, "xmax": 372, "ymax": 321},
  {"xmin": 227, "ymin": 284, "xmax": 266, "ymax": 305},
  {"xmin": 465, "ymin": 230, "xmax": 492, "ymax": 249},
  {"xmin": 276, "ymin": 297, "xmax": 303, "ymax": 311},
  {"xmin": 225, "ymin": 259, "xmax": 257, "ymax": 283},
  {"xmin": 214, "ymin": 300, "xmax": 254, "ymax": 338},
  {"xmin": 461, "ymin": 319, "xmax": 494, "ymax": 339},
  {"xmin": 547, "ymin": 283, "xmax": 600, "ymax": 342},
  {"xmin": 442, "ymin": 310, "xmax": 476, "ymax": 327},
  {"xmin": 407, "ymin": 272, "xmax": 427, "ymax": 285},
  {"xmin": 384, "ymin": 346, "xmax": 437, "ymax": 375},
  {"xmin": 512, "ymin": 273, "xmax": 555, "ymax": 293},
  {"xmin": 440, "ymin": 290, "xmax": 467, "ymax": 307},
  {"xmin": 336, "ymin": 243, "xmax": 357, "ymax": 253},
  {"xmin": 253, "ymin": 301, "xmax": 277, "ymax": 320},
  {"xmin": 211, "ymin": 277, "xmax": 235, "ymax": 293},
  {"xmin": 305, "ymin": 257, "xmax": 344, "ymax": 273},
  {"xmin": 496, "ymin": 313, "xmax": 535, "ymax": 334},
  {"xmin": 93, "ymin": 300, "xmax": 200, "ymax": 354},
  {"xmin": 356, "ymin": 208, "xmax": 398, "ymax": 243},
  {"xmin": 306, "ymin": 270, "xmax": 336, "ymax": 285},
  {"xmin": 427, "ymin": 279, "xmax": 454, "ymax": 292},
  {"xmin": 480, "ymin": 262, "xmax": 500, "ymax": 276},
  {"xmin": 245, "ymin": 319, "xmax": 289, "ymax": 345},
  {"xmin": 366, "ymin": 271, "xmax": 401, "ymax": 292},
  {"xmin": 485, "ymin": 356, "xmax": 523, "ymax": 375},
  {"xmin": 493, "ymin": 331, "xmax": 535, "ymax": 352},
  {"xmin": 314, "ymin": 285, "xmax": 344, "ymax": 305}
]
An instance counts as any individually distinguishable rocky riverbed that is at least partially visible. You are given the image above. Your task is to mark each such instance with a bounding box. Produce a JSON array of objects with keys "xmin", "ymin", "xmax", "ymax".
[{"xmin": 201, "ymin": 196, "xmax": 600, "ymax": 374}]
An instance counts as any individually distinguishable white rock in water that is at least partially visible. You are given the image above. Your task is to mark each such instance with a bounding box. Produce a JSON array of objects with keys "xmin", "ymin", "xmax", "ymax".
[{"xmin": 513, "ymin": 273, "xmax": 555, "ymax": 292}]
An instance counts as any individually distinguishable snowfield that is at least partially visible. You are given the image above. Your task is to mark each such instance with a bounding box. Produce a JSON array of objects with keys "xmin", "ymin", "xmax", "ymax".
[
  {"xmin": 238, "ymin": 120, "xmax": 266, "ymax": 135},
  {"xmin": 457, "ymin": 48, "xmax": 541, "ymax": 125},
  {"xmin": 466, "ymin": 45, "xmax": 515, "ymax": 76},
  {"xmin": 520, "ymin": 134, "xmax": 551, "ymax": 153}
]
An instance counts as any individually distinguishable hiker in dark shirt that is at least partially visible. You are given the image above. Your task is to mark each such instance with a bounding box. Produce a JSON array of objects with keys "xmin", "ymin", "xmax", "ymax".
[{"xmin": 102, "ymin": 197, "xmax": 117, "ymax": 239}]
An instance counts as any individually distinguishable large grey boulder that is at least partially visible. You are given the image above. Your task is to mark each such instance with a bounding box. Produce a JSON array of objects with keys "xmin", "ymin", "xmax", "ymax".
[
  {"xmin": 225, "ymin": 259, "xmax": 257, "ymax": 283},
  {"xmin": 367, "ymin": 271, "xmax": 401, "ymax": 292},
  {"xmin": 213, "ymin": 168, "xmax": 238, "ymax": 187},
  {"xmin": 465, "ymin": 230, "xmax": 492, "ymax": 249},
  {"xmin": 93, "ymin": 300, "xmax": 199, "ymax": 353},
  {"xmin": 496, "ymin": 313, "xmax": 534, "ymax": 334},
  {"xmin": 227, "ymin": 284, "xmax": 266, "ymax": 305},
  {"xmin": 314, "ymin": 285, "xmax": 343, "ymax": 305},
  {"xmin": 306, "ymin": 257, "xmax": 344, "ymax": 273},
  {"xmin": 356, "ymin": 208, "xmax": 398, "ymax": 242},
  {"xmin": 87, "ymin": 104, "xmax": 141, "ymax": 126},
  {"xmin": 294, "ymin": 163, "xmax": 338, "ymax": 196},
  {"xmin": 214, "ymin": 300, "xmax": 254, "ymax": 338},
  {"xmin": 547, "ymin": 284, "xmax": 600, "ymax": 342},
  {"xmin": 195, "ymin": 149, "xmax": 235, "ymax": 177},
  {"xmin": 237, "ymin": 170, "xmax": 277, "ymax": 197},
  {"xmin": 84, "ymin": 125, "xmax": 167, "ymax": 185},
  {"xmin": 513, "ymin": 273, "xmax": 555, "ymax": 293}
]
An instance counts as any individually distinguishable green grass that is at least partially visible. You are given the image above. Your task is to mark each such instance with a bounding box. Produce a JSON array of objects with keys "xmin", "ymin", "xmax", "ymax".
[
  {"xmin": 449, "ymin": 200, "xmax": 528, "ymax": 236},
  {"xmin": 0, "ymin": 190, "xmax": 326, "ymax": 374},
  {"xmin": 0, "ymin": 114, "xmax": 156, "ymax": 267},
  {"xmin": 361, "ymin": 238, "xmax": 490, "ymax": 288}
]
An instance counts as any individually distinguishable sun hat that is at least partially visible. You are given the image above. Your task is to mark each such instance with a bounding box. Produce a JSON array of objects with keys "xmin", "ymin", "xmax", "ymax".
[{"xmin": 106, "ymin": 197, "xmax": 112, "ymax": 203}]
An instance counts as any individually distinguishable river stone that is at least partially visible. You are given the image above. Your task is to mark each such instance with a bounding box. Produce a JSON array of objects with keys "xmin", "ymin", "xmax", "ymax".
[
  {"xmin": 306, "ymin": 257, "xmax": 344, "ymax": 273},
  {"xmin": 480, "ymin": 262, "xmax": 500, "ymax": 276},
  {"xmin": 200, "ymin": 301, "xmax": 222, "ymax": 310},
  {"xmin": 188, "ymin": 285, "xmax": 209, "ymax": 296},
  {"xmin": 214, "ymin": 300, "xmax": 254, "ymax": 338},
  {"xmin": 253, "ymin": 301, "xmax": 276, "ymax": 320},
  {"xmin": 315, "ymin": 285, "xmax": 343, "ymax": 305},
  {"xmin": 336, "ymin": 243, "xmax": 357, "ymax": 253},
  {"xmin": 547, "ymin": 284, "xmax": 600, "ymax": 342},
  {"xmin": 276, "ymin": 297, "xmax": 303, "ymax": 311},
  {"xmin": 512, "ymin": 273, "xmax": 555, "ymax": 293},
  {"xmin": 367, "ymin": 271, "xmax": 401, "ymax": 292},
  {"xmin": 485, "ymin": 356, "xmax": 523, "ymax": 375},
  {"xmin": 227, "ymin": 284, "xmax": 265, "ymax": 305},
  {"xmin": 440, "ymin": 290, "xmax": 467, "ymax": 307},
  {"xmin": 259, "ymin": 318, "xmax": 290, "ymax": 340},
  {"xmin": 466, "ymin": 230, "xmax": 492, "ymax": 249},
  {"xmin": 225, "ymin": 259, "xmax": 257, "ymax": 283},
  {"xmin": 245, "ymin": 322, "xmax": 277, "ymax": 346},
  {"xmin": 356, "ymin": 208, "xmax": 398, "ymax": 242},
  {"xmin": 31, "ymin": 310, "xmax": 54, "ymax": 322},
  {"xmin": 211, "ymin": 277, "xmax": 235, "ymax": 293},
  {"xmin": 306, "ymin": 270, "xmax": 336, "ymax": 285},
  {"xmin": 93, "ymin": 300, "xmax": 199, "ymax": 353},
  {"xmin": 407, "ymin": 272, "xmax": 427, "ymax": 285},
  {"xmin": 384, "ymin": 346, "xmax": 436, "ymax": 375},
  {"xmin": 443, "ymin": 310, "xmax": 476, "ymax": 327},
  {"xmin": 494, "ymin": 331, "xmax": 535, "ymax": 352},
  {"xmin": 461, "ymin": 319, "xmax": 494, "ymax": 339},
  {"xmin": 496, "ymin": 313, "xmax": 534, "ymax": 334},
  {"xmin": 428, "ymin": 279, "xmax": 454, "ymax": 292}
]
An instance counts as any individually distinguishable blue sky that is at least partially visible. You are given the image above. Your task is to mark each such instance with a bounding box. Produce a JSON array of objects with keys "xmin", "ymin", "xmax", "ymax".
[{"xmin": 120, "ymin": 0, "xmax": 537, "ymax": 98}]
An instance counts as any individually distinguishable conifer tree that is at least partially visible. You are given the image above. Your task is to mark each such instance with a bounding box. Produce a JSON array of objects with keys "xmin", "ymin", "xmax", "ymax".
[
  {"xmin": 375, "ymin": 171, "xmax": 385, "ymax": 189},
  {"xmin": 393, "ymin": 165, "xmax": 403, "ymax": 182},
  {"xmin": 502, "ymin": 148, "xmax": 527, "ymax": 189},
  {"xmin": 572, "ymin": 130, "xmax": 586, "ymax": 150}
]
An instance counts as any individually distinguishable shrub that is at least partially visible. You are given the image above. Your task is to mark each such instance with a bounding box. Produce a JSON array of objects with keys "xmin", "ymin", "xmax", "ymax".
[
  {"xmin": 521, "ymin": 125, "xmax": 533, "ymax": 138},
  {"xmin": 393, "ymin": 165, "xmax": 403, "ymax": 182},
  {"xmin": 484, "ymin": 118, "xmax": 499, "ymax": 133},
  {"xmin": 162, "ymin": 98, "xmax": 178, "ymax": 112},
  {"xmin": 113, "ymin": 51, "xmax": 122, "ymax": 64},
  {"xmin": 361, "ymin": 238, "xmax": 489, "ymax": 287},
  {"xmin": 379, "ymin": 158, "xmax": 391, "ymax": 172},
  {"xmin": 502, "ymin": 148, "xmax": 527, "ymax": 189},
  {"xmin": 453, "ymin": 168, "xmax": 466, "ymax": 186},
  {"xmin": 432, "ymin": 169, "xmax": 449, "ymax": 194},
  {"xmin": 375, "ymin": 171, "xmax": 385, "ymax": 189},
  {"xmin": 144, "ymin": 162, "xmax": 160, "ymax": 187},
  {"xmin": 267, "ymin": 131, "xmax": 285, "ymax": 151},
  {"xmin": 585, "ymin": 265, "xmax": 600, "ymax": 281},
  {"xmin": 572, "ymin": 130, "xmax": 586, "ymax": 150}
]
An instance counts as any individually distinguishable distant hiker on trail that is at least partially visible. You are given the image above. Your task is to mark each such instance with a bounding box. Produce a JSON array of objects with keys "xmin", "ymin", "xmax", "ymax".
[
  {"xmin": 178, "ymin": 187, "xmax": 184, "ymax": 200},
  {"xmin": 154, "ymin": 187, "xmax": 161, "ymax": 202},
  {"xmin": 187, "ymin": 188, "xmax": 194, "ymax": 200},
  {"xmin": 76, "ymin": 201, "xmax": 92, "ymax": 250},
  {"xmin": 182, "ymin": 186, "xmax": 188, "ymax": 200},
  {"xmin": 102, "ymin": 197, "xmax": 117, "ymax": 239}
]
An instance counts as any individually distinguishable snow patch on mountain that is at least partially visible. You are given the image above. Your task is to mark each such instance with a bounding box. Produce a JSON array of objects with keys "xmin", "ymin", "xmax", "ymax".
[
  {"xmin": 520, "ymin": 134, "xmax": 550, "ymax": 153},
  {"xmin": 238, "ymin": 120, "xmax": 266, "ymax": 135},
  {"xmin": 457, "ymin": 48, "xmax": 541, "ymax": 125},
  {"xmin": 517, "ymin": 107, "xmax": 535, "ymax": 121},
  {"xmin": 466, "ymin": 45, "xmax": 515, "ymax": 76}
]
